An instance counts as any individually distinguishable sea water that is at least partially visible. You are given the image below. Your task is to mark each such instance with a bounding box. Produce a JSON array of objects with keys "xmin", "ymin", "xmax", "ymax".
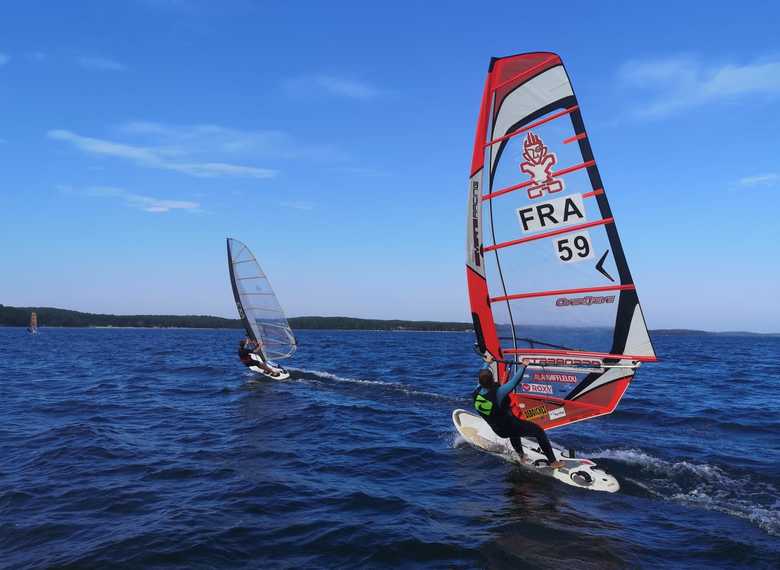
[{"xmin": 1, "ymin": 328, "xmax": 778, "ymax": 568}]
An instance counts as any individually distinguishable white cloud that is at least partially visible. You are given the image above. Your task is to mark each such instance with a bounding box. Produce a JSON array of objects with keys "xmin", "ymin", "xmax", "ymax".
[
  {"xmin": 619, "ymin": 56, "xmax": 780, "ymax": 118},
  {"xmin": 737, "ymin": 173, "xmax": 778, "ymax": 187},
  {"xmin": 280, "ymin": 200, "xmax": 314, "ymax": 211},
  {"xmin": 285, "ymin": 73, "xmax": 380, "ymax": 99},
  {"xmin": 82, "ymin": 185, "xmax": 200, "ymax": 213},
  {"xmin": 0, "ymin": 53, "xmax": 10, "ymax": 66},
  {"xmin": 47, "ymin": 129, "xmax": 277, "ymax": 179},
  {"xmin": 77, "ymin": 56, "xmax": 127, "ymax": 71}
]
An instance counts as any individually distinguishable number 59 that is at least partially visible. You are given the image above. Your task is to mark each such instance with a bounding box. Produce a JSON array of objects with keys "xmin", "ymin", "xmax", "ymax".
[{"xmin": 554, "ymin": 233, "xmax": 592, "ymax": 263}]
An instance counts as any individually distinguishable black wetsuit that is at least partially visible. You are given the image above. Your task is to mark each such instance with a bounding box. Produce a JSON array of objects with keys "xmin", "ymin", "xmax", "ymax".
[{"xmin": 473, "ymin": 364, "xmax": 557, "ymax": 464}]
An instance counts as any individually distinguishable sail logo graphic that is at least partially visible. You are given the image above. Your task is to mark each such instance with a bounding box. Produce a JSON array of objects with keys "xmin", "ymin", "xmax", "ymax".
[
  {"xmin": 556, "ymin": 295, "xmax": 615, "ymax": 307},
  {"xmin": 470, "ymin": 180, "xmax": 481, "ymax": 267},
  {"xmin": 520, "ymin": 132, "xmax": 564, "ymax": 199},
  {"xmin": 521, "ymin": 383, "xmax": 554, "ymax": 394}
]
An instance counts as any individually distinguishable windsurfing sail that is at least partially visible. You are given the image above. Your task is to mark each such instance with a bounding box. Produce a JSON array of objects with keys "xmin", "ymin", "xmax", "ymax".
[
  {"xmin": 466, "ymin": 52, "xmax": 655, "ymax": 430},
  {"xmin": 226, "ymin": 238, "xmax": 296, "ymax": 361},
  {"xmin": 28, "ymin": 312, "xmax": 38, "ymax": 334}
]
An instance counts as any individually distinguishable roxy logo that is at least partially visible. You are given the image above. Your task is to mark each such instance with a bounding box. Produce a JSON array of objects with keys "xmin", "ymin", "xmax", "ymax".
[
  {"xmin": 556, "ymin": 295, "xmax": 615, "ymax": 307},
  {"xmin": 521, "ymin": 383, "xmax": 553, "ymax": 394},
  {"xmin": 520, "ymin": 132, "xmax": 563, "ymax": 199}
]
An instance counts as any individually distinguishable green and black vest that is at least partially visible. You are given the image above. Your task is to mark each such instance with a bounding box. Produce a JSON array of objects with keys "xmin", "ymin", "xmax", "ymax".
[{"xmin": 473, "ymin": 387, "xmax": 509, "ymax": 425}]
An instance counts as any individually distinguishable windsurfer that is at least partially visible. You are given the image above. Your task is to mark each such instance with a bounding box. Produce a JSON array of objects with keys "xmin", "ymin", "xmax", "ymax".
[
  {"xmin": 238, "ymin": 338, "xmax": 281, "ymax": 378},
  {"xmin": 473, "ymin": 355, "xmax": 564, "ymax": 469}
]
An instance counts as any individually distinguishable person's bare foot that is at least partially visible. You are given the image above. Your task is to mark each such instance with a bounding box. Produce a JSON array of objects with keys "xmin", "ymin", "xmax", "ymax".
[{"xmin": 549, "ymin": 460, "xmax": 565, "ymax": 469}]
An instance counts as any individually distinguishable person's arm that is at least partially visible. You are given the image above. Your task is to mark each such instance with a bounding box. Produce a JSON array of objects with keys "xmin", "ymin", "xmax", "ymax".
[{"xmin": 496, "ymin": 361, "xmax": 529, "ymax": 403}]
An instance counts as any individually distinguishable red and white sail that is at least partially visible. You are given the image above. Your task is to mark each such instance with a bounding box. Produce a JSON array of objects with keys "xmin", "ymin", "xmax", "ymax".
[{"xmin": 466, "ymin": 52, "xmax": 655, "ymax": 430}]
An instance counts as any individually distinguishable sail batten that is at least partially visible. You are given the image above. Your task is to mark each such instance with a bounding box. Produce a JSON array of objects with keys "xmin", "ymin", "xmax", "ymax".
[
  {"xmin": 465, "ymin": 52, "xmax": 655, "ymax": 430},
  {"xmin": 226, "ymin": 238, "xmax": 296, "ymax": 362}
]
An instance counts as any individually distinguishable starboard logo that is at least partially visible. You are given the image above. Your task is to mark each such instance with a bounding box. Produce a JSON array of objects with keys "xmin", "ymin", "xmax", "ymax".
[
  {"xmin": 555, "ymin": 295, "xmax": 615, "ymax": 307},
  {"xmin": 520, "ymin": 132, "xmax": 564, "ymax": 199},
  {"xmin": 533, "ymin": 372, "xmax": 577, "ymax": 384},
  {"xmin": 521, "ymin": 383, "xmax": 554, "ymax": 394}
]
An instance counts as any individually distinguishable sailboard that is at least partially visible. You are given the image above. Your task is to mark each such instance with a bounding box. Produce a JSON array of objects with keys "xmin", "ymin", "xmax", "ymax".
[
  {"xmin": 453, "ymin": 409, "xmax": 619, "ymax": 492},
  {"xmin": 464, "ymin": 52, "xmax": 656, "ymax": 432},
  {"xmin": 226, "ymin": 237, "xmax": 296, "ymax": 379},
  {"xmin": 28, "ymin": 312, "xmax": 38, "ymax": 335}
]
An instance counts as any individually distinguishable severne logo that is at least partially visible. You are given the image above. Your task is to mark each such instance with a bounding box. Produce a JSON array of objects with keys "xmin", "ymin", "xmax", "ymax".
[
  {"xmin": 520, "ymin": 132, "xmax": 564, "ymax": 199},
  {"xmin": 470, "ymin": 180, "xmax": 481, "ymax": 267}
]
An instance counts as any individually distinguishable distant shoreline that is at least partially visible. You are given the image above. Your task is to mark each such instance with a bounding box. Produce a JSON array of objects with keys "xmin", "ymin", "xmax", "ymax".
[{"xmin": 1, "ymin": 305, "xmax": 777, "ymax": 336}]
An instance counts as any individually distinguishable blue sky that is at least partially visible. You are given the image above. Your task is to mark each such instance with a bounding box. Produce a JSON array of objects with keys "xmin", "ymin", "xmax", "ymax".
[{"xmin": 1, "ymin": 1, "xmax": 779, "ymax": 332}]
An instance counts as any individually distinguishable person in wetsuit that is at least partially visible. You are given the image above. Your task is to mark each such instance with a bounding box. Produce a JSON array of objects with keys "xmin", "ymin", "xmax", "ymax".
[
  {"xmin": 238, "ymin": 337, "xmax": 281, "ymax": 377},
  {"xmin": 473, "ymin": 355, "xmax": 564, "ymax": 469}
]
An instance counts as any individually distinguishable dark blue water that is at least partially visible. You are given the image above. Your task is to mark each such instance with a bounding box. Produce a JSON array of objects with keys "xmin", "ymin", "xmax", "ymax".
[{"xmin": 1, "ymin": 328, "xmax": 778, "ymax": 568}]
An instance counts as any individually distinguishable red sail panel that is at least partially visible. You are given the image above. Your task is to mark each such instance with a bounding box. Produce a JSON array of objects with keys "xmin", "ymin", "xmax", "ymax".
[{"xmin": 465, "ymin": 52, "xmax": 655, "ymax": 430}]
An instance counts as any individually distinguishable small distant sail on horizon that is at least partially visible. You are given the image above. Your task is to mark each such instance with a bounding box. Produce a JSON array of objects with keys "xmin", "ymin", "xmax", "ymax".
[
  {"xmin": 226, "ymin": 238, "xmax": 296, "ymax": 373},
  {"xmin": 28, "ymin": 311, "xmax": 38, "ymax": 335},
  {"xmin": 465, "ymin": 52, "xmax": 655, "ymax": 430}
]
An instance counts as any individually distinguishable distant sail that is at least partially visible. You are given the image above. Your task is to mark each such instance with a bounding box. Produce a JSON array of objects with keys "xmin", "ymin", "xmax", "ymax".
[
  {"xmin": 466, "ymin": 52, "xmax": 655, "ymax": 429},
  {"xmin": 28, "ymin": 311, "xmax": 38, "ymax": 334},
  {"xmin": 226, "ymin": 238, "xmax": 296, "ymax": 361}
]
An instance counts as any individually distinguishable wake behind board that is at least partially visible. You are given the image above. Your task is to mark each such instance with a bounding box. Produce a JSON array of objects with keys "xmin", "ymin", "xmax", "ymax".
[{"xmin": 453, "ymin": 409, "xmax": 619, "ymax": 493}]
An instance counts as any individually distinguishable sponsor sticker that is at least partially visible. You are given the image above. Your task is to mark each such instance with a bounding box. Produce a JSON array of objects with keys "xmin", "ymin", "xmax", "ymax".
[
  {"xmin": 521, "ymin": 383, "xmax": 554, "ymax": 395},
  {"xmin": 533, "ymin": 372, "xmax": 577, "ymax": 384},
  {"xmin": 548, "ymin": 407, "xmax": 566, "ymax": 421},
  {"xmin": 517, "ymin": 193, "xmax": 586, "ymax": 234},
  {"xmin": 523, "ymin": 404, "xmax": 548, "ymax": 420}
]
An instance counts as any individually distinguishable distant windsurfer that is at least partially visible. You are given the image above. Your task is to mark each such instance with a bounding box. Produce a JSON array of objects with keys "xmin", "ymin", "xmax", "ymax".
[
  {"xmin": 238, "ymin": 338, "xmax": 281, "ymax": 377},
  {"xmin": 473, "ymin": 355, "xmax": 564, "ymax": 469}
]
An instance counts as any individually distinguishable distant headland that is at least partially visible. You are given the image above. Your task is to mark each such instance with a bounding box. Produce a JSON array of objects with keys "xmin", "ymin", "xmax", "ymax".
[
  {"xmin": 0, "ymin": 305, "xmax": 473, "ymax": 332},
  {"xmin": 1, "ymin": 305, "xmax": 777, "ymax": 336}
]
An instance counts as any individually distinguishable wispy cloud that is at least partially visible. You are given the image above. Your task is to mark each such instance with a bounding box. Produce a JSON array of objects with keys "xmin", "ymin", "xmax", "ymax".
[
  {"xmin": 619, "ymin": 55, "xmax": 780, "ymax": 118},
  {"xmin": 0, "ymin": 53, "xmax": 10, "ymax": 66},
  {"xmin": 285, "ymin": 73, "xmax": 381, "ymax": 100},
  {"xmin": 65, "ymin": 185, "xmax": 200, "ymax": 213},
  {"xmin": 77, "ymin": 56, "xmax": 127, "ymax": 71},
  {"xmin": 737, "ymin": 173, "xmax": 778, "ymax": 187},
  {"xmin": 280, "ymin": 200, "xmax": 314, "ymax": 211},
  {"xmin": 47, "ymin": 129, "xmax": 277, "ymax": 179}
]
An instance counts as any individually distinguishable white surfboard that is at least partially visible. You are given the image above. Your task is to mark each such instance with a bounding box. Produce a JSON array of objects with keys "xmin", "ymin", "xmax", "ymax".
[
  {"xmin": 246, "ymin": 353, "xmax": 291, "ymax": 380},
  {"xmin": 453, "ymin": 409, "xmax": 619, "ymax": 493}
]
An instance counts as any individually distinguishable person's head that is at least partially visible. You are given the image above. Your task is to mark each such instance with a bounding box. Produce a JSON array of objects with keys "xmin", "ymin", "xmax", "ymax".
[{"xmin": 479, "ymin": 367, "xmax": 496, "ymax": 389}]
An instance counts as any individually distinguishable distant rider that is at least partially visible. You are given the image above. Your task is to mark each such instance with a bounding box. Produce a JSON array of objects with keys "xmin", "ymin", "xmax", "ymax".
[
  {"xmin": 473, "ymin": 354, "xmax": 564, "ymax": 469},
  {"xmin": 238, "ymin": 337, "xmax": 281, "ymax": 378}
]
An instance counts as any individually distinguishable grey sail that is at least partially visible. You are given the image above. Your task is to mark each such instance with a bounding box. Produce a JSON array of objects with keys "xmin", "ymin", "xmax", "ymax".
[{"xmin": 226, "ymin": 238, "xmax": 296, "ymax": 361}]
